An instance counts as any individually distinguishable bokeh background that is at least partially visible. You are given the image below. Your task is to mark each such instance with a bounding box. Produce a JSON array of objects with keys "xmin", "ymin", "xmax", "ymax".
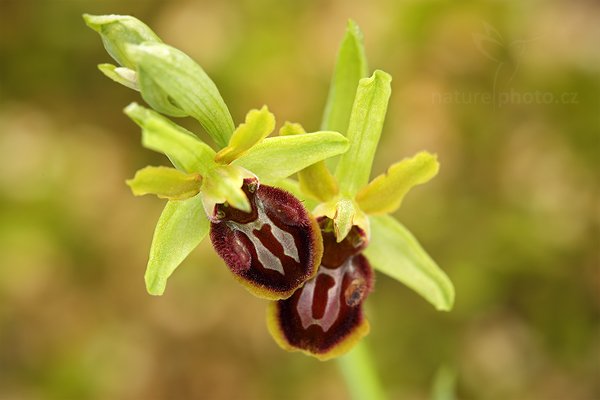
[{"xmin": 0, "ymin": 0, "xmax": 598, "ymax": 399}]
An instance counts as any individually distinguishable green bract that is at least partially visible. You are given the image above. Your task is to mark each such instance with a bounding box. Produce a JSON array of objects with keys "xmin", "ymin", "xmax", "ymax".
[
  {"xmin": 127, "ymin": 42, "xmax": 235, "ymax": 146},
  {"xmin": 83, "ymin": 14, "xmax": 161, "ymax": 69}
]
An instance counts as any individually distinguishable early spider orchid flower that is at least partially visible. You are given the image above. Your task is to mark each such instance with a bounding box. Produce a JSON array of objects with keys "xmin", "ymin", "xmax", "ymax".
[
  {"xmin": 266, "ymin": 22, "xmax": 454, "ymax": 360},
  {"xmin": 84, "ymin": 14, "xmax": 348, "ymax": 299},
  {"xmin": 85, "ymin": 14, "xmax": 454, "ymax": 361}
]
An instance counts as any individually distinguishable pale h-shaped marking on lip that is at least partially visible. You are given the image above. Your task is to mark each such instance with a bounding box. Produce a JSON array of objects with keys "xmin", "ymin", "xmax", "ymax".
[
  {"xmin": 296, "ymin": 257, "xmax": 354, "ymax": 332},
  {"xmin": 228, "ymin": 197, "xmax": 300, "ymax": 275}
]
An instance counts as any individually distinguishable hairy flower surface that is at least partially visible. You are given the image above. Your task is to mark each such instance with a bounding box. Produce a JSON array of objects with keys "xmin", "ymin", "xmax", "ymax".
[{"xmin": 210, "ymin": 179, "xmax": 322, "ymax": 299}]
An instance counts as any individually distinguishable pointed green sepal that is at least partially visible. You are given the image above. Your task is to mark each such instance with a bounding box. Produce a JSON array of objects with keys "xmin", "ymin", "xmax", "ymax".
[
  {"xmin": 126, "ymin": 42, "xmax": 234, "ymax": 148},
  {"xmin": 215, "ymin": 106, "xmax": 275, "ymax": 164},
  {"xmin": 126, "ymin": 166, "xmax": 202, "ymax": 200},
  {"xmin": 145, "ymin": 195, "xmax": 209, "ymax": 295},
  {"xmin": 365, "ymin": 215, "xmax": 454, "ymax": 311},
  {"xmin": 279, "ymin": 122, "xmax": 338, "ymax": 202},
  {"xmin": 98, "ymin": 63, "xmax": 139, "ymax": 90},
  {"xmin": 200, "ymin": 165, "xmax": 255, "ymax": 215},
  {"xmin": 356, "ymin": 151, "xmax": 439, "ymax": 215},
  {"xmin": 335, "ymin": 70, "xmax": 392, "ymax": 197},
  {"xmin": 83, "ymin": 14, "xmax": 162, "ymax": 69},
  {"xmin": 321, "ymin": 19, "xmax": 368, "ymax": 134},
  {"xmin": 124, "ymin": 103, "xmax": 216, "ymax": 174},
  {"xmin": 232, "ymin": 131, "xmax": 349, "ymax": 184}
]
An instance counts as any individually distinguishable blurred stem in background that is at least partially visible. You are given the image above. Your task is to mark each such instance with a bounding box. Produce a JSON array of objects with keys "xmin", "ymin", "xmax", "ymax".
[
  {"xmin": 431, "ymin": 365, "xmax": 457, "ymax": 400},
  {"xmin": 338, "ymin": 341, "xmax": 388, "ymax": 400}
]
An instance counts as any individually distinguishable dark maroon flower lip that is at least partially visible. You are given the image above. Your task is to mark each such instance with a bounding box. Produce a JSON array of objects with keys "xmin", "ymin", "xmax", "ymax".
[
  {"xmin": 317, "ymin": 217, "xmax": 368, "ymax": 268},
  {"xmin": 267, "ymin": 223, "xmax": 374, "ymax": 360},
  {"xmin": 210, "ymin": 179, "xmax": 323, "ymax": 300}
]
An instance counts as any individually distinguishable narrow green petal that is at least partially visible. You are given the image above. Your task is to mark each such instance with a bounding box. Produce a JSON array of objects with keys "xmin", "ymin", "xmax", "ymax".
[
  {"xmin": 279, "ymin": 122, "xmax": 338, "ymax": 202},
  {"xmin": 215, "ymin": 106, "xmax": 275, "ymax": 164},
  {"xmin": 365, "ymin": 215, "xmax": 454, "ymax": 311},
  {"xmin": 145, "ymin": 195, "xmax": 209, "ymax": 295},
  {"xmin": 126, "ymin": 166, "xmax": 202, "ymax": 200},
  {"xmin": 335, "ymin": 70, "xmax": 392, "ymax": 197},
  {"xmin": 98, "ymin": 63, "xmax": 139, "ymax": 91},
  {"xmin": 321, "ymin": 19, "xmax": 368, "ymax": 134},
  {"xmin": 124, "ymin": 103, "xmax": 216, "ymax": 174},
  {"xmin": 83, "ymin": 14, "xmax": 162, "ymax": 69},
  {"xmin": 232, "ymin": 131, "xmax": 349, "ymax": 184},
  {"xmin": 356, "ymin": 152, "xmax": 440, "ymax": 215},
  {"xmin": 127, "ymin": 42, "xmax": 234, "ymax": 148}
]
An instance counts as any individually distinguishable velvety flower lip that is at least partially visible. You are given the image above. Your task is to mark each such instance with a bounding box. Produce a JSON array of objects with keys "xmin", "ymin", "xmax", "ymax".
[
  {"xmin": 267, "ymin": 222, "xmax": 373, "ymax": 360},
  {"xmin": 210, "ymin": 179, "xmax": 323, "ymax": 300}
]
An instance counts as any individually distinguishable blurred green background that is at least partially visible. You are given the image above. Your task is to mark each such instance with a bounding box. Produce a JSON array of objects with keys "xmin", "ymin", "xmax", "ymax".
[{"xmin": 0, "ymin": 0, "xmax": 598, "ymax": 399}]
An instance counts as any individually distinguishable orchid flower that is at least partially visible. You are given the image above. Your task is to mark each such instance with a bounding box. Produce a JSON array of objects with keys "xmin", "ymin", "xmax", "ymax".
[
  {"xmin": 84, "ymin": 14, "xmax": 454, "ymax": 362},
  {"xmin": 267, "ymin": 21, "xmax": 454, "ymax": 360}
]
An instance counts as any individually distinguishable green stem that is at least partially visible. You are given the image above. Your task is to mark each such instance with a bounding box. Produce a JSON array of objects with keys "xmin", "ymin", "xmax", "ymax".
[{"xmin": 338, "ymin": 341, "xmax": 388, "ymax": 400}]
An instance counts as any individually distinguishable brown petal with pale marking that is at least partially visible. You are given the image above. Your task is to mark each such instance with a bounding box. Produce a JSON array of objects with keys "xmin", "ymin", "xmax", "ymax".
[
  {"xmin": 267, "ymin": 223, "xmax": 373, "ymax": 360},
  {"xmin": 210, "ymin": 179, "xmax": 322, "ymax": 300}
]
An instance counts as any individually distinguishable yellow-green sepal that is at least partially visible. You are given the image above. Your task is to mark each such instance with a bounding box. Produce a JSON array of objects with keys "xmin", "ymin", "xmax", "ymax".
[
  {"xmin": 356, "ymin": 151, "xmax": 439, "ymax": 214},
  {"xmin": 232, "ymin": 131, "xmax": 349, "ymax": 184},
  {"xmin": 365, "ymin": 215, "xmax": 454, "ymax": 311},
  {"xmin": 145, "ymin": 195, "xmax": 209, "ymax": 295},
  {"xmin": 126, "ymin": 166, "xmax": 202, "ymax": 200},
  {"xmin": 215, "ymin": 106, "xmax": 276, "ymax": 164}
]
